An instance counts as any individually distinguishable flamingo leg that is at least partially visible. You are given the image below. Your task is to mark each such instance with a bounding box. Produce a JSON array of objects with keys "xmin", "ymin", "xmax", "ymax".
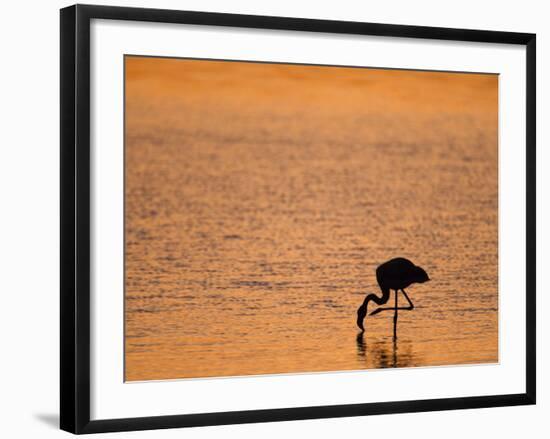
[
  {"xmin": 369, "ymin": 306, "xmax": 413, "ymax": 315},
  {"xmin": 400, "ymin": 289, "xmax": 415, "ymax": 310},
  {"xmin": 393, "ymin": 289, "xmax": 398, "ymax": 340}
]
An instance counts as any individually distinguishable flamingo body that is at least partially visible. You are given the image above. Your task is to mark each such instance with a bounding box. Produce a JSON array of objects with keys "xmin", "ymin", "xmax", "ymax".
[{"xmin": 376, "ymin": 257, "xmax": 429, "ymax": 291}]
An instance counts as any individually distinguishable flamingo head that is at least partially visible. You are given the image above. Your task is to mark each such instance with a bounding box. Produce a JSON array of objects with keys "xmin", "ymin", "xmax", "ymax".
[{"xmin": 356, "ymin": 302, "xmax": 367, "ymax": 331}]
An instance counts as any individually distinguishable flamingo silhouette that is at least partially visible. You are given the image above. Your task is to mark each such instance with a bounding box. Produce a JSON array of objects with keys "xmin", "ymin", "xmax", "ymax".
[{"xmin": 356, "ymin": 257, "xmax": 430, "ymax": 338}]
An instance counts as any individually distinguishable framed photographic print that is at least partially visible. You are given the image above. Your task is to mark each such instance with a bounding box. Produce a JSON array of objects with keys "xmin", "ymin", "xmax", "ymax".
[{"xmin": 60, "ymin": 4, "xmax": 536, "ymax": 434}]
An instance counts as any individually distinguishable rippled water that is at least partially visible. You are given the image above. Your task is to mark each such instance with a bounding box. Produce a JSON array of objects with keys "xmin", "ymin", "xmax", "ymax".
[{"xmin": 124, "ymin": 57, "xmax": 498, "ymax": 381}]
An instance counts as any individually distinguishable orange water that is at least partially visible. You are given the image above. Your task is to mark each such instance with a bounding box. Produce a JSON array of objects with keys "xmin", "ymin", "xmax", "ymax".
[{"xmin": 124, "ymin": 57, "xmax": 498, "ymax": 381}]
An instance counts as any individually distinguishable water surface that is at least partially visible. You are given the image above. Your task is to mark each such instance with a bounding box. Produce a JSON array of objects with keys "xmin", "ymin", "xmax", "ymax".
[{"xmin": 124, "ymin": 57, "xmax": 498, "ymax": 381}]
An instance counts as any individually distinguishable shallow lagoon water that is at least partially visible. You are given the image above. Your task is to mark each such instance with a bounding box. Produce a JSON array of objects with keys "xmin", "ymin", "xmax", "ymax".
[{"xmin": 124, "ymin": 58, "xmax": 498, "ymax": 381}]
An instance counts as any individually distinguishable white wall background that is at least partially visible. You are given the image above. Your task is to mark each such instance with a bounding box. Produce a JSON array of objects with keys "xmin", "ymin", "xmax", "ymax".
[{"xmin": 0, "ymin": 0, "xmax": 546, "ymax": 437}]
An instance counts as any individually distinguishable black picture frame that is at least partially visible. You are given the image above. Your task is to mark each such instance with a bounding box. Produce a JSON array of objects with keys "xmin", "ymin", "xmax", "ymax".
[{"xmin": 60, "ymin": 4, "xmax": 536, "ymax": 434}]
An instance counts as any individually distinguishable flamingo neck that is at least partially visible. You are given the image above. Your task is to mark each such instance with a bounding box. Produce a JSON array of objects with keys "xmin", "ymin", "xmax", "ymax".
[{"xmin": 366, "ymin": 287, "xmax": 390, "ymax": 307}]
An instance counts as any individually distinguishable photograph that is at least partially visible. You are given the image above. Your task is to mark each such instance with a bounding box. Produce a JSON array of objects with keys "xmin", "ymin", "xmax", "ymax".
[{"xmin": 124, "ymin": 56, "xmax": 499, "ymax": 382}]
